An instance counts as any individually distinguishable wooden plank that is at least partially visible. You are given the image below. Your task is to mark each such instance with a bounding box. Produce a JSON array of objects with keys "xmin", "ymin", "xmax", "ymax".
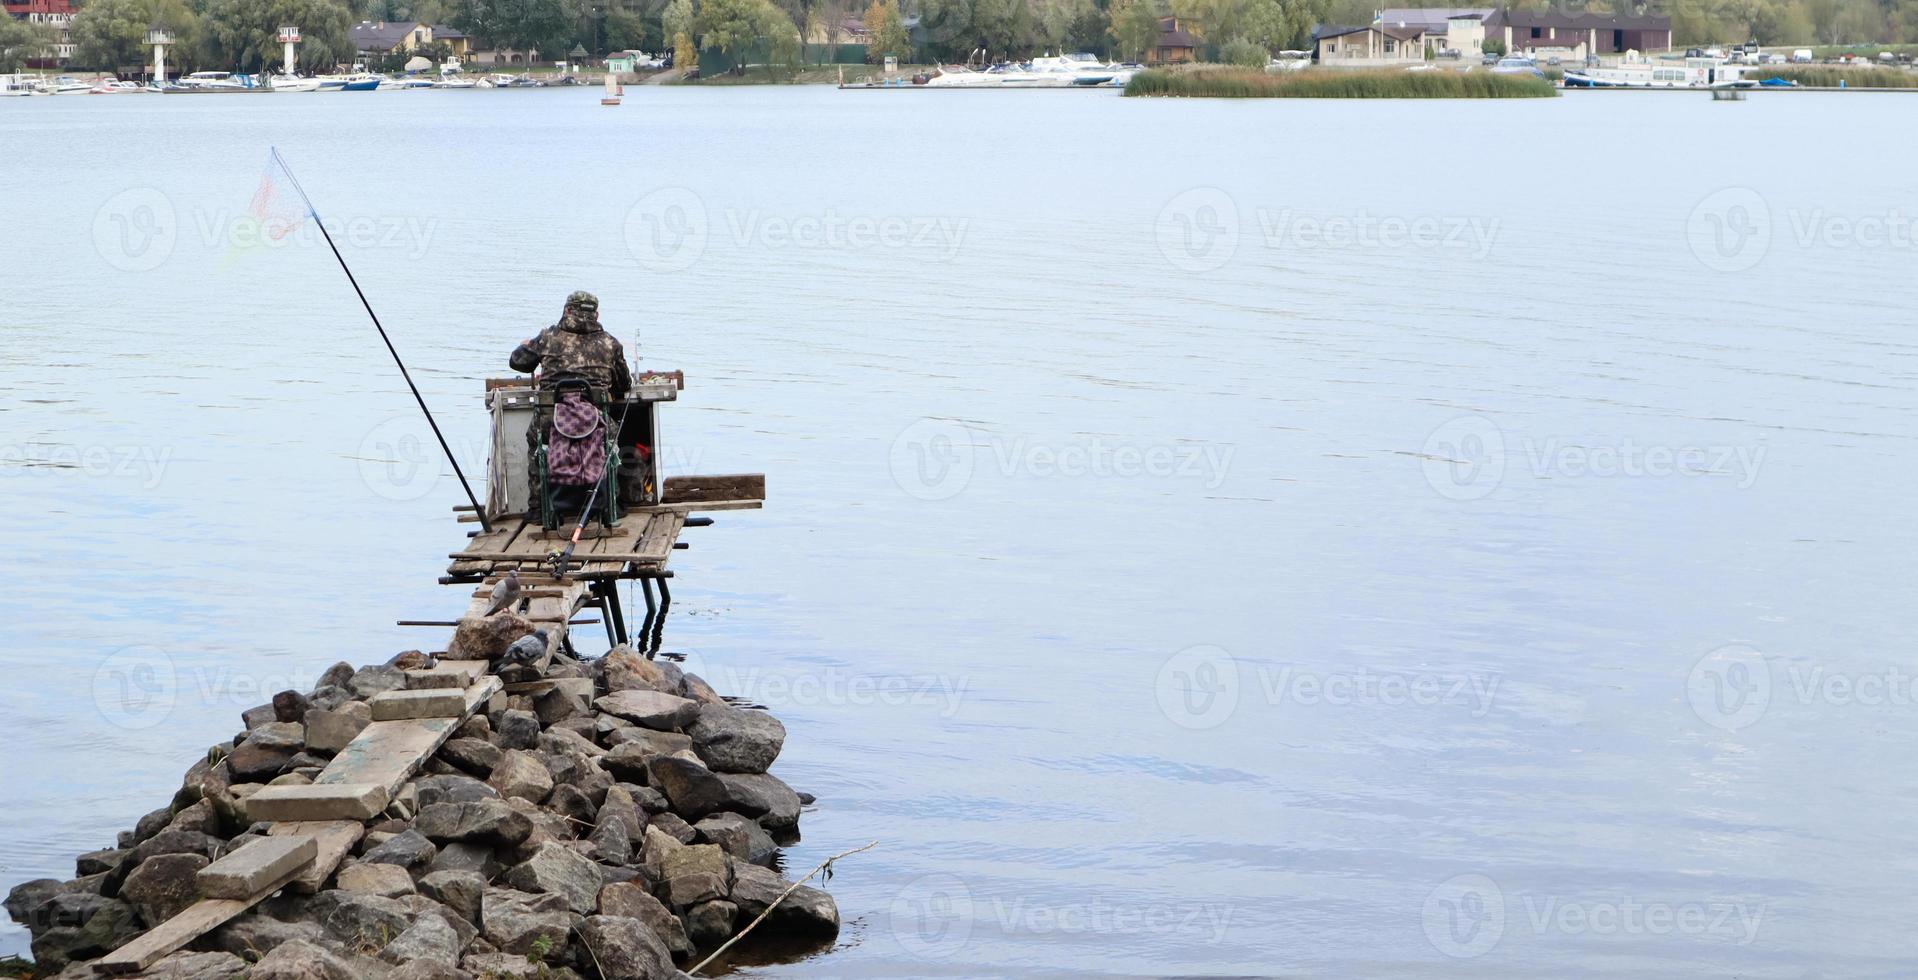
[
  {"xmin": 663, "ymin": 473, "xmax": 765, "ymax": 503},
  {"xmin": 95, "ymin": 863, "xmax": 307, "ymax": 974},
  {"xmin": 267, "ymin": 821, "xmax": 363, "ymax": 893},
  {"xmin": 197, "ymin": 836, "xmax": 316, "ymax": 900},
  {"xmin": 314, "ymin": 676, "xmax": 501, "ymax": 798}
]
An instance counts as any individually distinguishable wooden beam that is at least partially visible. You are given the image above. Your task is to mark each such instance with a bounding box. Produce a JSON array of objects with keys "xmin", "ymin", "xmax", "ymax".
[
  {"xmin": 95, "ymin": 862, "xmax": 308, "ymax": 974},
  {"xmin": 267, "ymin": 820, "xmax": 363, "ymax": 893}
]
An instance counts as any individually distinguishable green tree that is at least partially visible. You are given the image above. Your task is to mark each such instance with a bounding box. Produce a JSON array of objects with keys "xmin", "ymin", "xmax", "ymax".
[
  {"xmin": 1106, "ymin": 0, "xmax": 1161, "ymax": 58},
  {"xmin": 967, "ymin": 0, "xmax": 1032, "ymax": 54},
  {"xmin": 454, "ymin": 0, "xmax": 572, "ymax": 56},
  {"xmin": 1217, "ymin": 32, "xmax": 1263, "ymax": 63},
  {"xmin": 69, "ymin": 0, "xmax": 203, "ymax": 72},
  {"xmin": 0, "ymin": 16, "xmax": 55, "ymax": 70},
  {"xmin": 662, "ymin": 0, "xmax": 694, "ymax": 42},
  {"xmin": 605, "ymin": 7, "xmax": 648, "ymax": 48},
  {"xmin": 201, "ymin": 0, "xmax": 354, "ymax": 72},
  {"xmin": 862, "ymin": 0, "xmax": 909, "ymax": 57},
  {"xmin": 1034, "ymin": 0, "xmax": 1092, "ymax": 50}
]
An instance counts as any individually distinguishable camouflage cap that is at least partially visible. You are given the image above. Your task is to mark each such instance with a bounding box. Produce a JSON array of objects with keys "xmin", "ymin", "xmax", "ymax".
[{"xmin": 565, "ymin": 290, "xmax": 598, "ymax": 310}]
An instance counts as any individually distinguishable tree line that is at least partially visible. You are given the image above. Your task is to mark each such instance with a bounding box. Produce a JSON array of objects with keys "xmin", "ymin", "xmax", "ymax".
[{"xmin": 24, "ymin": 0, "xmax": 1918, "ymax": 75}]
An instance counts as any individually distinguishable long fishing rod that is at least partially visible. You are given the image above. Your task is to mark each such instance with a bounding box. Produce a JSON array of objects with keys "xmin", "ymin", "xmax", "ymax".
[{"xmin": 269, "ymin": 147, "xmax": 491, "ymax": 533}]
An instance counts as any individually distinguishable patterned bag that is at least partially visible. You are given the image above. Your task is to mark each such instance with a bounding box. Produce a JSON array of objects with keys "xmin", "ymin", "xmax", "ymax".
[{"xmin": 546, "ymin": 391, "xmax": 607, "ymax": 487}]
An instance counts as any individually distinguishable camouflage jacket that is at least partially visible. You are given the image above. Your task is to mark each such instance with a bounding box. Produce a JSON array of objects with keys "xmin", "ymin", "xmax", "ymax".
[{"xmin": 510, "ymin": 315, "xmax": 632, "ymax": 400}]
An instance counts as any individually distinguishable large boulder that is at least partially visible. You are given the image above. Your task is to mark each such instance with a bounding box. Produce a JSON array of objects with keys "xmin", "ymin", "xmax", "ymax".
[
  {"xmin": 305, "ymin": 890, "xmax": 413, "ymax": 950},
  {"xmin": 439, "ymin": 737, "xmax": 502, "ymax": 777},
  {"xmin": 449, "ymin": 613, "xmax": 536, "ymax": 661},
  {"xmin": 415, "ymin": 800, "xmax": 533, "ymax": 846},
  {"xmin": 5, "ymin": 878, "xmax": 60, "ymax": 925},
  {"xmin": 413, "ymin": 774, "xmax": 500, "ymax": 809},
  {"xmin": 502, "ymin": 841, "xmax": 603, "ymax": 914},
  {"xmin": 26, "ymin": 893, "xmax": 142, "ymax": 971},
  {"xmin": 348, "ymin": 665, "xmax": 408, "ymax": 700},
  {"xmin": 227, "ymin": 722, "xmax": 306, "ymax": 783},
  {"xmin": 209, "ymin": 912, "xmax": 327, "ymax": 962},
  {"xmin": 730, "ymin": 862, "xmax": 839, "ymax": 939},
  {"xmin": 600, "ymin": 649, "xmax": 668, "ymax": 693},
  {"xmin": 577, "ymin": 914, "xmax": 676, "ymax": 980},
  {"xmin": 249, "ymin": 938, "xmax": 359, "ymax": 980},
  {"xmin": 379, "ymin": 909, "xmax": 464, "ymax": 968},
  {"xmin": 686, "ymin": 899, "xmax": 738, "ymax": 946},
  {"xmin": 597, "ymin": 882, "xmax": 690, "ymax": 957},
  {"xmin": 643, "ymin": 756, "xmax": 729, "ymax": 820},
  {"xmin": 120, "ymin": 852, "xmax": 211, "ymax": 927},
  {"xmin": 593, "ymin": 691, "xmax": 699, "ymax": 731},
  {"xmin": 717, "ymin": 772, "xmax": 804, "ymax": 836},
  {"xmin": 131, "ymin": 950, "xmax": 251, "ymax": 980},
  {"xmin": 303, "ymin": 701, "xmax": 372, "ymax": 755},
  {"xmin": 658, "ymin": 843, "xmax": 731, "ymax": 910},
  {"xmin": 497, "ymin": 710, "xmax": 541, "ymax": 751},
  {"xmin": 480, "ymin": 887, "xmax": 574, "ymax": 955},
  {"xmin": 487, "ymin": 750, "xmax": 555, "ymax": 804},
  {"xmin": 426, "ymin": 841, "xmax": 505, "ymax": 879},
  {"xmin": 362, "ymin": 828, "xmax": 438, "ymax": 871},
  {"xmin": 335, "ymin": 861, "xmax": 417, "ymax": 898},
  {"xmin": 687, "ymin": 703, "xmax": 785, "ymax": 773},
  {"xmin": 694, "ymin": 812, "xmax": 778, "ymax": 866},
  {"xmin": 419, "ymin": 870, "xmax": 486, "ymax": 923}
]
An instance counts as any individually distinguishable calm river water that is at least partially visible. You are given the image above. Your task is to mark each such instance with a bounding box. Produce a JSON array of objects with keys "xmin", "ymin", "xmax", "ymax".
[{"xmin": 3, "ymin": 86, "xmax": 1916, "ymax": 977}]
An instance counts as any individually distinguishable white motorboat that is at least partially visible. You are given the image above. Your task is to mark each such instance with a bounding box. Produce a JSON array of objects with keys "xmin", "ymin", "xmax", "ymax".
[
  {"xmin": 89, "ymin": 78, "xmax": 146, "ymax": 94},
  {"xmin": 1562, "ymin": 51, "xmax": 1757, "ymax": 88},
  {"xmin": 1, "ymin": 73, "xmax": 41, "ymax": 96},
  {"xmin": 435, "ymin": 77, "xmax": 478, "ymax": 89},
  {"xmin": 1028, "ymin": 52, "xmax": 1126, "ymax": 86},
  {"xmin": 173, "ymin": 70, "xmax": 256, "ymax": 92},
  {"xmin": 41, "ymin": 75, "xmax": 93, "ymax": 95},
  {"xmin": 266, "ymin": 75, "xmax": 323, "ymax": 92}
]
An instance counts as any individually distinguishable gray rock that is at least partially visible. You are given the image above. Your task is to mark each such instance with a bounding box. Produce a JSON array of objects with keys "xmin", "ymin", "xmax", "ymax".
[
  {"xmin": 306, "ymin": 890, "xmax": 413, "ymax": 949},
  {"xmin": 497, "ymin": 709, "xmax": 541, "ymax": 750},
  {"xmin": 730, "ymin": 862, "xmax": 840, "ymax": 938},
  {"xmin": 249, "ymin": 938, "xmax": 358, "ymax": 980},
  {"xmin": 75, "ymin": 847, "xmax": 128, "ymax": 878},
  {"xmin": 599, "ymin": 786, "xmax": 646, "ymax": 839},
  {"xmin": 440, "ymin": 738, "xmax": 502, "ymax": 777},
  {"xmin": 273, "ymin": 689, "xmax": 312, "ymax": 723},
  {"xmin": 308, "ymin": 684, "xmax": 353, "ymax": 712},
  {"xmin": 227, "ymin": 726, "xmax": 303, "ymax": 783},
  {"xmin": 120, "ymin": 852, "xmax": 210, "ymax": 927},
  {"xmin": 644, "ymin": 756, "xmax": 728, "ymax": 820},
  {"xmin": 693, "ymin": 812, "xmax": 778, "ymax": 866},
  {"xmin": 502, "ymin": 841, "xmax": 603, "ymax": 914},
  {"xmin": 380, "ymin": 909, "xmax": 463, "ymax": 967},
  {"xmin": 415, "ymin": 800, "xmax": 534, "ymax": 846},
  {"xmin": 336, "ymin": 861, "xmax": 417, "ymax": 898},
  {"xmin": 419, "ymin": 870, "xmax": 486, "ymax": 923},
  {"xmin": 596, "ymin": 882, "xmax": 690, "ymax": 956},
  {"xmin": 132, "ymin": 805, "xmax": 174, "ymax": 845},
  {"xmin": 4, "ymin": 878, "xmax": 59, "ymax": 925},
  {"xmin": 649, "ymin": 811, "xmax": 696, "ymax": 844},
  {"xmin": 209, "ymin": 912, "xmax": 326, "ymax": 962},
  {"xmin": 577, "ymin": 914, "xmax": 676, "ymax": 980},
  {"xmin": 717, "ymin": 772, "xmax": 804, "ymax": 834},
  {"xmin": 548, "ymin": 783, "xmax": 599, "ymax": 830},
  {"xmin": 426, "ymin": 841, "xmax": 505, "ymax": 879},
  {"xmin": 535, "ymin": 688, "xmax": 589, "ymax": 727},
  {"xmin": 349, "ymin": 665, "xmax": 408, "ymax": 699},
  {"xmin": 680, "ymin": 672, "xmax": 723, "ymax": 705},
  {"xmin": 487, "ymin": 750, "xmax": 554, "ymax": 804},
  {"xmin": 462, "ymin": 952, "xmax": 581, "ymax": 979},
  {"xmin": 387, "ymin": 961, "xmax": 469, "ymax": 980},
  {"xmin": 593, "ymin": 690, "xmax": 699, "ymax": 731},
  {"xmin": 25, "ymin": 892, "xmax": 142, "ymax": 971},
  {"xmin": 686, "ymin": 899, "xmax": 738, "ymax": 946},
  {"xmin": 363, "ymin": 828, "xmax": 438, "ymax": 870},
  {"xmin": 455, "ymin": 715, "xmax": 491, "ymax": 741},
  {"xmin": 540, "ymin": 726, "xmax": 605, "ymax": 759},
  {"xmin": 127, "ymin": 829, "xmax": 222, "ymax": 868},
  {"xmin": 589, "ymin": 812, "xmax": 632, "ymax": 866},
  {"xmin": 319, "ymin": 661, "xmax": 356, "ymax": 689},
  {"xmin": 687, "ymin": 703, "xmax": 785, "ymax": 774},
  {"xmin": 604, "ymin": 728, "xmax": 694, "ymax": 756},
  {"xmin": 130, "ymin": 950, "xmax": 250, "ymax": 980},
  {"xmin": 413, "ymin": 774, "xmax": 500, "ymax": 809},
  {"xmin": 659, "ymin": 844, "xmax": 730, "ymax": 909},
  {"xmin": 479, "ymin": 887, "xmax": 573, "ymax": 955},
  {"xmin": 242, "ymin": 703, "xmax": 280, "ymax": 730},
  {"xmin": 304, "ymin": 701, "xmax": 372, "ymax": 755}
]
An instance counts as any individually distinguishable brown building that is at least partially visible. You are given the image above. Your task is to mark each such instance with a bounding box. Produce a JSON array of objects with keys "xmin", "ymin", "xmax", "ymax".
[
  {"xmin": 1481, "ymin": 8, "xmax": 1672, "ymax": 56},
  {"xmin": 1152, "ymin": 17, "xmax": 1197, "ymax": 64}
]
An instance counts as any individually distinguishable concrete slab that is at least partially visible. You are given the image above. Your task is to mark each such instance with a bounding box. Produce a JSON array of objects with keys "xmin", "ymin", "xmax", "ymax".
[
  {"xmin": 370, "ymin": 688, "xmax": 468, "ymax": 721},
  {"xmin": 245, "ymin": 782, "xmax": 389, "ymax": 822},
  {"xmin": 197, "ymin": 835, "xmax": 317, "ymax": 900}
]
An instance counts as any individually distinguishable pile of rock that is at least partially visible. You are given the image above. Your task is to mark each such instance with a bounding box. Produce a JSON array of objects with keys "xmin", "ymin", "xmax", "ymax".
[{"xmin": 5, "ymin": 643, "xmax": 833, "ymax": 979}]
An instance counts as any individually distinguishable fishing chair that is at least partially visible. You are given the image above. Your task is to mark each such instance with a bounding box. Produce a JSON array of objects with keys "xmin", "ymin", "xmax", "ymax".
[{"xmin": 533, "ymin": 376, "xmax": 622, "ymax": 532}]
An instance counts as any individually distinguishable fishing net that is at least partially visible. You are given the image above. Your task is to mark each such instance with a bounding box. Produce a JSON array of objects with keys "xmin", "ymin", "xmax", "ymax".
[{"xmin": 225, "ymin": 150, "xmax": 310, "ymax": 263}]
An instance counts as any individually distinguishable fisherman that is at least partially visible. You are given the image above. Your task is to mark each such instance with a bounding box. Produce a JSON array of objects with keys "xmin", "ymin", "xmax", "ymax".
[
  {"xmin": 512, "ymin": 291, "xmax": 633, "ymax": 518},
  {"xmin": 510, "ymin": 291, "xmax": 632, "ymax": 400}
]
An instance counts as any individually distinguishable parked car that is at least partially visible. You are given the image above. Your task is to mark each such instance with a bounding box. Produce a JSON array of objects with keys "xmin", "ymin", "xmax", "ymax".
[
  {"xmin": 1437, "ymin": 47, "xmax": 1462, "ymax": 60},
  {"xmin": 1791, "ymin": 49, "xmax": 1813, "ymax": 62},
  {"xmin": 1482, "ymin": 52, "xmax": 1499, "ymax": 64},
  {"xmin": 1546, "ymin": 55, "xmax": 1561, "ymax": 65}
]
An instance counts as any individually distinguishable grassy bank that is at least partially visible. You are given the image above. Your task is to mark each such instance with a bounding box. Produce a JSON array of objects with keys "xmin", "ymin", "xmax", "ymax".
[
  {"xmin": 1124, "ymin": 65, "xmax": 1557, "ymax": 98},
  {"xmin": 1744, "ymin": 65, "xmax": 1918, "ymax": 87}
]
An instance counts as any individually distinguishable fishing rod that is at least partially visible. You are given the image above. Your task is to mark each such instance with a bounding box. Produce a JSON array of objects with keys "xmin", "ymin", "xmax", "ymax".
[{"xmin": 268, "ymin": 147, "xmax": 491, "ymax": 533}]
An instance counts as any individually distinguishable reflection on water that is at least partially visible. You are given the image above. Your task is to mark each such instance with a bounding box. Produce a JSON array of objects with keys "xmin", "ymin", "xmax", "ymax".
[{"xmin": 2, "ymin": 88, "xmax": 1917, "ymax": 977}]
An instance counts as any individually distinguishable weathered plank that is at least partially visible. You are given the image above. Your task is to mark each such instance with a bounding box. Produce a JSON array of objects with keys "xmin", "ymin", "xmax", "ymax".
[
  {"xmin": 403, "ymin": 660, "xmax": 485, "ymax": 690},
  {"xmin": 370, "ymin": 688, "xmax": 468, "ymax": 721},
  {"xmin": 662, "ymin": 473, "xmax": 765, "ymax": 503},
  {"xmin": 246, "ymin": 783, "xmax": 389, "ymax": 823},
  {"xmin": 197, "ymin": 836, "xmax": 316, "ymax": 900},
  {"xmin": 267, "ymin": 820, "xmax": 363, "ymax": 893},
  {"xmin": 313, "ymin": 675, "xmax": 501, "ymax": 798},
  {"xmin": 94, "ymin": 863, "xmax": 307, "ymax": 974}
]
